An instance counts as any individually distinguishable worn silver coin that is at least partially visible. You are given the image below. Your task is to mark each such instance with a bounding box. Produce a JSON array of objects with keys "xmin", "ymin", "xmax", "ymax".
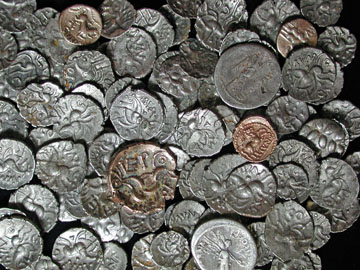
[
  {"xmin": 248, "ymin": 222, "xmax": 274, "ymax": 267},
  {"xmin": 309, "ymin": 211, "xmax": 331, "ymax": 250},
  {"xmin": 178, "ymin": 160, "xmax": 198, "ymax": 200},
  {"xmin": 220, "ymin": 29, "xmax": 260, "ymax": 55},
  {"xmin": 167, "ymin": 146, "xmax": 191, "ymax": 171},
  {"xmin": 345, "ymin": 151, "xmax": 360, "ymax": 174},
  {"xmin": 189, "ymin": 159, "xmax": 211, "ymax": 201},
  {"xmin": 270, "ymin": 252, "xmax": 322, "ymax": 270},
  {"xmin": 0, "ymin": 28, "xmax": 18, "ymax": 70},
  {"xmin": 166, "ymin": 0, "xmax": 202, "ymax": 18},
  {"xmin": 0, "ymin": 99, "xmax": 29, "ymax": 138},
  {"xmin": 98, "ymin": 242, "xmax": 127, "ymax": 270},
  {"xmin": 300, "ymin": 0, "xmax": 343, "ymax": 27},
  {"xmin": 81, "ymin": 213, "xmax": 120, "ymax": 242},
  {"xmin": 328, "ymin": 198, "xmax": 360, "ymax": 233},
  {"xmin": 197, "ymin": 77, "xmax": 221, "ymax": 109},
  {"xmin": 0, "ymin": 208, "xmax": 26, "ymax": 220},
  {"xmin": 0, "ymin": 0, "xmax": 37, "ymax": 32},
  {"xmin": 213, "ymin": 105, "xmax": 240, "ymax": 146}
]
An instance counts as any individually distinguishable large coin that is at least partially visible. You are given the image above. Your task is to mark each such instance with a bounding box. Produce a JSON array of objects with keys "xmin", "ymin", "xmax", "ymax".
[{"xmin": 214, "ymin": 43, "xmax": 282, "ymax": 110}]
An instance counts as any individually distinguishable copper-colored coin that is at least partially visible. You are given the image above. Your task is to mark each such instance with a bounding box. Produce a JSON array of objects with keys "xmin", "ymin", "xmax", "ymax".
[
  {"xmin": 107, "ymin": 143, "xmax": 178, "ymax": 214},
  {"xmin": 59, "ymin": 4, "xmax": 102, "ymax": 46},
  {"xmin": 277, "ymin": 18, "xmax": 318, "ymax": 58},
  {"xmin": 233, "ymin": 116, "xmax": 277, "ymax": 162}
]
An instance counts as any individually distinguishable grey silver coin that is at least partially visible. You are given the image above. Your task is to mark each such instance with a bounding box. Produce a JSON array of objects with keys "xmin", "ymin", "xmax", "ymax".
[
  {"xmin": 134, "ymin": 8, "xmax": 174, "ymax": 55},
  {"xmin": 0, "ymin": 28, "xmax": 18, "ymax": 70},
  {"xmin": 51, "ymin": 94, "xmax": 104, "ymax": 143},
  {"xmin": 345, "ymin": 151, "xmax": 360, "ymax": 174},
  {"xmin": 17, "ymin": 82, "xmax": 63, "ymax": 127},
  {"xmin": 309, "ymin": 211, "xmax": 331, "ymax": 250},
  {"xmin": 213, "ymin": 105, "xmax": 240, "ymax": 146},
  {"xmin": 0, "ymin": 99, "xmax": 29, "ymax": 138},
  {"xmin": 166, "ymin": 0, "xmax": 202, "ymax": 18},
  {"xmin": 114, "ymin": 214, "xmax": 135, "ymax": 244},
  {"xmin": 299, "ymin": 118, "xmax": 349, "ymax": 158},
  {"xmin": 184, "ymin": 257, "xmax": 201, "ymax": 270},
  {"xmin": 98, "ymin": 242, "xmax": 127, "ymax": 270},
  {"xmin": 0, "ymin": 207, "xmax": 26, "ymax": 220},
  {"xmin": 9, "ymin": 184, "xmax": 59, "ymax": 233},
  {"xmin": 266, "ymin": 95, "xmax": 310, "ymax": 135},
  {"xmin": 164, "ymin": 204, "xmax": 176, "ymax": 227},
  {"xmin": 107, "ymin": 27, "xmax": 157, "ymax": 78},
  {"xmin": 197, "ymin": 77, "xmax": 221, "ymax": 109},
  {"xmin": 110, "ymin": 88, "xmax": 164, "ymax": 141},
  {"xmin": 174, "ymin": 88, "xmax": 199, "ymax": 112},
  {"xmin": 167, "ymin": 146, "xmax": 191, "ymax": 171},
  {"xmin": 60, "ymin": 183, "xmax": 88, "ymax": 219},
  {"xmin": 311, "ymin": 158, "xmax": 359, "ymax": 210},
  {"xmin": 178, "ymin": 160, "xmax": 198, "ymax": 200},
  {"xmin": 189, "ymin": 159, "xmax": 211, "ymax": 201},
  {"xmin": 300, "ymin": 0, "xmax": 343, "ymax": 27},
  {"xmin": 153, "ymin": 51, "xmax": 179, "ymax": 82},
  {"xmin": 272, "ymin": 164, "xmax": 310, "ymax": 203},
  {"xmin": 35, "ymin": 140, "xmax": 87, "ymax": 193},
  {"xmin": 52, "ymin": 227, "xmax": 103, "ymax": 270},
  {"xmin": 81, "ymin": 213, "xmax": 120, "ymax": 242},
  {"xmin": 58, "ymin": 196, "xmax": 77, "ymax": 222},
  {"xmin": 270, "ymin": 252, "xmax": 321, "ymax": 270},
  {"xmin": 265, "ymin": 201, "xmax": 314, "ymax": 261},
  {"xmin": 214, "ymin": 43, "xmax": 282, "ymax": 110},
  {"xmin": 191, "ymin": 218, "xmax": 257, "ymax": 270},
  {"xmin": 328, "ymin": 198, "xmax": 360, "ymax": 233},
  {"xmin": 248, "ymin": 222, "xmax": 274, "ymax": 267},
  {"xmin": 249, "ymin": 0, "xmax": 300, "ymax": 43},
  {"xmin": 219, "ymin": 29, "xmax": 260, "ymax": 55},
  {"xmin": 0, "ymin": 0, "xmax": 37, "ymax": 32},
  {"xmin": 0, "ymin": 139, "xmax": 34, "ymax": 190},
  {"xmin": 29, "ymin": 255, "xmax": 60, "ymax": 270},
  {"xmin": 0, "ymin": 217, "xmax": 42, "ymax": 270}
]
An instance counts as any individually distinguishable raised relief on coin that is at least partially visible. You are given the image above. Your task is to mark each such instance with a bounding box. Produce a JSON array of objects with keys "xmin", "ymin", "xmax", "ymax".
[
  {"xmin": 191, "ymin": 218, "xmax": 257, "ymax": 270},
  {"xmin": 0, "ymin": 139, "xmax": 35, "ymax": 190},
  {"xmin": 0, "ymin": 0, "xmax": 37, "ymax": 32},
  {"xmin": 0, "ymin": 99, "xmax": 29, "ymax": 138},
  {"xmin": 188, "ymin": 159, "xmax": 211, "ymax": 201},
  {"xmin": 219, "ymin": 29, "xmax": 260, "ymax": 55},
  {"xmin": 167, "ymin": 0, "xmax": 202, "ymax": 18},
  {"xmin": 233, "ymin": 116, "xmax": 277, "ymax": 162},
  {"xmin": 59, "ymin": 4, "xmax": 102, "ymax": 45},
  {"xmin": 300, "ymin": 0, "xmax": 343, "ymax": 27},
  {"xmin": 345, "ymin": 151, "xmax": 360, "ymax": 174},
  {"xmin": 121, "ymin": 207, "xmax": 165, "ymax": 234},
  {"xmin": 30, "ymin": 255, "xmax": 60, "ymax": 270},
  {"xmin": 214, "ymin": 43, "xmax": 282, "ymax": 110},
  {"xmin": 81, "ymin": 213, "xmax": 120, "ymax": 242},
  {"xmin": 178, "ymin": 161, "xmax": 198, "ymax": 201},
  {"xmin": 0, "ymin": 28, "xmax": 18, "ymax": 70},
  {"xmin": 108, "ymin": 143, "xmax": 177, "ymax": 214},
  {"xmin": 309, "ymin": 211, "xmax": 331, "ymax": 250},
  {"xmin": 99, "ymin": 242, "xmax": 127, "ymax": 270},
  {"xmin": 271, "ymin": 252, "xmax": 321, "ymax": 270},
  {"xmin": 61, "ymin": 184, "xmax": 88, "ymax": 219},
  {"xmin": 52, "ymin": 228, "xmax": 103, "ymax": 270},
  {"xmin": 100, "ymin": 0, "xmax": 136, "ymax": 39},
  {"xmin": 248, "ymin": 222, "xmax": 274, "ymax": 267},
  {"xmin": 277, "ymin": 18, "xmax": 318, "ymax": 58},
  {"xmin": 35, "ymin": 140, "xmax": 87, "ymax": 193},
  {"xmin": 328, "ymin": 198, "xmax": 360, "ymax": 233},
  {"xmin": 265, "ymin": 201, "xmax": 314, "ymax": 261}
]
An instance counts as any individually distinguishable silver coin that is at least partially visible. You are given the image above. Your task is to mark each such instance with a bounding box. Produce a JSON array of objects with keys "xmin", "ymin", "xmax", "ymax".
[
  {"xmin": 0, "ymin": 99, "xmax": 29, "ymax": 138},
  {"xmin": 168, "ymin": 200, "xmax": 205, "ymax": 235},
  {"xmin": 195, "ymin": 0, "xmax": 247, "ymax": 51},
  {"xmin": 151, "ymin": 230, "xmax": 190, "ymax": 267},
  {"xmin": 299, "ymin": 118, "xmax": 349, "ymax": 158},
  {"xmin": 272, "ymin": 164, "xmax": 310, "ymax": 203},
  {"xmin": 300, "ymin": 0, "xmax": 343, "ymax": 27},
  {"xmin": 345, "ymin": 151, "xmax": 360, "ymax": 174},
  {"xmin": 191, "ymin": 218, "xmax": 257, "ymax": 270},
  {"xmin": 167, "ymin": 146, "xmax": 191, "ymax": 171},
  {"xmin": 266, "ymin": 95, "xmax": 310, "ymax": 135},
  {"xmin": 0, "ymin": 0, "xmax": 37, "ymax": 32},
  {"xmin": 197, "ymin": 77, "xmax": 221, "ymax": 109},
  {"xmin": 153, "ymin": 51, "xmax": 179, "ymax": 82},
  {"xmin": 0, "ymin": 217, "xmax": 42, "ymax": 269},
  {"xmin": 58, "ymin": 196, "xmax": 77, "ymax": 222},
  {"xmin": 9, "ymin": 184, "xmax": 59, "ymax": 233},
  {"xmin": 52, "ymin": 227, "xmax": 103, "ymax": 270},
  {"xmin": 322, "ymin": 99, "xmax": 360, "ymax": 141},
  {"xmin": 214, "ymin": 43, "xmax": 282, "ymax": 110},
  {"xmin": 328, "ymin": 198, "xmax": 360, "ymax": 233},
  {"xmin": 164, "ymin": 204, "xmax": 176, "ymax": 227},
  {"xmin": 225, "ymin": 163, "xmax": 276, "ymax": 218},
  {"xmin": 173, "ymin": 108, "xmax": 225, "ymax": 157},
  {"xmin": 213, "ymin": 105, "xmax": 240, "ymax": 146},
  {"xmin": 202, "ymin": 154, "xmax": 247, "ymax": 214},
  {"xmin": 0, "ymin": 28, "xmax": 18, "ymax": 70},
  {"xmin": 63, "ymin": 50, "xmax": 115, "ymax": 91},
  {"xmin": 0, "ymin": 207, "xmax": 26, "ymax": 220},
  {"xmin": 219, "ymin": 29, "xmax": 260, "ymax": 55},
  {"xmin": 60, "ymin": 184, "xmax": 88, "ymax": 219},
  {"xmin": 35, "ymin": 140, "xmax": 87, "ymax": 193},
  {"xmin": 248, "ymin": 222, "xmax": 274, "ymax": 267},
  {"xmin": 98, "ymin": 242, "xmax": 127, "ymax": 270},
  {"xmin": 120, "ymin": 207, "xmax": 165, "ymax": 234},
  {"xmin": 178, "ymin": 160, "xmax": 198, "ymax": 200},
  {"xmin": 107, "ymin": 27, "xmax": 157, "ymax": 78},
  {"xmin": 17, "ymin": 82, "xmax": 63, "ymax": 127},
  {"xmin": 184, "ymin": 257, "xmax": 201, "ymax": 270},
  {"xmin": 265, "ymin": 201, "xmax": 314, "ymax": 261},
  {"xmin": 311, "ymin": 157, "xmax": 359, "ymax": 210},
  {"xmin": 174, "ymin": 89, "xmax": 199, "ymax": 112},
  {"xmin": 81, "ymin": 213, "xmax": 120, "ymax": 242},
  {"xmin": 110, "ymin": 88, "xmax": 164, "ymax": 141},
  {"xmin": 159, "ymin": 4, "xmax": 191, "ymax": 46},
  {"xmin": 114, "ymin": 214, "xmax": 134, "ymax": 244},
  {"xmin": 0, "ymin": 139, "xmax": 34, "ymax": 190},
  {"xmin": 270, "ymin": 252, "xmax": 321, "ymax": 270},
  {"xmin": 189, "ymin": 159, "xmax": 211, "ymax": 201},
  {"xmin": 100, "ymin": 0, "xmax": 136, "ymax": 39},
  {"xmin": 51, "ymin": 94, "xmax": 104, "ymax": 143},
  {"xmin": 0, "ymin": 50, "xmax": 50, "ymax": 101},
  {"xmin": 309, "ymin": 211, "xmax": 331, "ymax": 250},
  {"xmin": 250, "ymin": 0, "xmax": 300, "ymax": 43},
  {"xmin": 166, "ymin": 0, "xmax": 202, "ymax": 18},
  {"xmin": 29, "ymin": 255, "xmax": 60, "ymax": 270}
]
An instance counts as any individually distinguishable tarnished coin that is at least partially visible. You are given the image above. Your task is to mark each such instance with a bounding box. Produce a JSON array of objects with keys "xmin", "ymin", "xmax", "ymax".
[
  {"xmin": 167, "ymin": 0, "xmax": 202, "ymax": 18},
  {"xmin": 0, "ymin": 0, "xmax": 37, "ymax": 32},
  {"xmin": 100, "ymin": 0, "xmax": 136, "ymax": 39},
  {"xmin": 220, "ymin": 29, "xmax": 260, "ymax": 55},
  {"xmin": 248, "ymin": 222, "xmax": 274, "ymax": 267},
  {"xmin": 214, "ymin": 43, "xmax": 282, "ymax": 110},
  {"xmin": 35, "ymin": 140, "xmax": 87, "ymax": 193},
  {"xmin": 309, "ymin": 211, "xmax": 331, "ymax": 250},
  {"xmin": 108, "ymin": 143, "xmax": 177, "ymax": 214},
  {"xmin": 197, "ymin": 77, "xmax": 221, "ymax": 109},
  {"xmin": 191, "ymin": 218, "xmax": 257, "ymax": 270},
  {"xmin": 328, "ymin": 198, "xmax": 360, "ymax": 233},
  {"xmin": 0, "ymin": 28, "xmax": 18, "ymax": 70},
  {"xmin": 189, "ymin": 159, "xmax": 211, "ymax": 201},
  {"xmin": 178, "ymin": 160, "xmax": 198, "ymax": 200},
  {"xmin": 30, "ymin": 255, "xmax": 60, "ymax": 270},
  {"xmin": 107, "ymin": 27, "xmax": 157, "ymax": 78},
  {"xmin": 271, "ymin": 252, "xmax": 322, "ymax": 270},
  {"xmin": 299, "ymin": 118, "xmax": 349, "ymax": 158},
  {"xmin": 0, "ymin": 139, "xmax": 34, "ymax": 190},
  {"xmin": 0, "ymin": 99, "xmax": 29, "ymax": 138},
  {"xmin": 81, "ymin": 213, "xmax": 120, "ymax": 242},
  {"xmin": 9, "ymin": 184, "xmax": 59, "ymax": 233},
  {"xmin": 52, "ymin": 227, "xmax": 103, "ymax": 270},
  {"xmin": 150, "ymin": 230, "xmax": 190, "ymax": 267},
  {"xmin": 17, "ymin": 82, "xmax": 63, "ymax": 127},
  {"xmin": 0, "ymin": 217, "xmax": 42, "ymax": 269},
  {"xmin": 311, "ymin": 158, "xmax": 359, "ymax": 210},
  {"xmin": 99, "ymin": 242, "xmax": 127, "ymax": 270},
  {"xmin": 59, "ymin": 4, "xmax": 102, "ymax": 45},
  {"xmin": 345, "ymin": 151, "xmax": 360, "ymax": 174},
  {"xmin": 233, "ymin": 116, "xmax": 277, "ymax": 162},
  {"xmin": 277, "ymin": 18, "xmax": 318, "ymax": 58},
  {"xmin": 265, "ymin": 201, "xmax": 314, "ymax": 261},
  {"xmin": 300, "ymin": 0, "xmax": 343, "ymax": 27},
  {"xmin": 121, "ymin": 207, "xmax": 165, "ymax": 234}
]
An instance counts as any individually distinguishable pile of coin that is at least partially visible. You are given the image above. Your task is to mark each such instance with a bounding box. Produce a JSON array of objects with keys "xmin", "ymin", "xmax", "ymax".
[{"xmin": 0, "ymin": 0, "xmax": 358, "ymax": 269}]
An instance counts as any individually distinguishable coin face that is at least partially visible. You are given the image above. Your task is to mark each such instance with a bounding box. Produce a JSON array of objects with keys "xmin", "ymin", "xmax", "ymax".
[
  {"xmin": 59, "ymin": 4, "xmax": 102, "ymax": 45},
  {"xmin": 300, "ymin": 0, "xmax": 343, "ymax": 27},
  {"xmin": 233, "ymin": 116, "xmax": 277, "ymax": 162}
]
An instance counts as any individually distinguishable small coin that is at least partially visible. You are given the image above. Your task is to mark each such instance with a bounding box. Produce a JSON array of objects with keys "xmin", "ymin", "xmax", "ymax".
[
  {"xmin": 309, "ymin": 211, "xmax": 331, "ymax": 250},
  {"xmin": 121, "ymin": 207, "xmax": 165, "ymax": 234},
  {"xmin": 0, "ymin": 99, "xmax": 29, "ymax": 138},
  {"xmin": 0, "ymin": 28, "xmax": 18, "ymax": 70},
  {"xmin": 233, "ymin": 116, "xmax": 277, "ymax": 162},
  {"xmin": 248, "ymin": 222, "xmax": 274, "ymax": 267},
  {"xmin": 300, "ymin": 0, "xmax": 343, "ymax": 27},
  {"xmin": 98, "ymin": 242, "xmax": 127, "ymax": 270},
  {"xmin": 59, "ymin": 4, "xmax": 102, "ymax": 45}
]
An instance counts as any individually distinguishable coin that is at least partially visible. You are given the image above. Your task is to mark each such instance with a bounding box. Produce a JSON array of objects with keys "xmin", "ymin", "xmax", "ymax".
[
  {"xmin": 309, "ymin": 211, "xmax": 331, "ymax": 250},
  {"xmin": 345, "ymin": 151, "xmax": 360, "ymax": 174},
  {"xmin": 328, "ymin": 198, "xmax": 360, "ymax": 233},
  {"xmin": 233, "ymin": 116, "xmax": 277, "ymax": 162},
  {"xmin": 0, "ymin": 99, "xmax": 29, "ymax": 138},
  {"xmin": 99, "ymin": 242, "xmax": 127, "ymax": 270},
  {"xmin": 219, "ymin": 29, "xmax": 260, "ymax": 55},
  {"xmin": 248, "ymin": 222, "xmax": 274, "ymax": 267},
  {"xmin": 300, "ymin": 0, "xmax": 343, "ymax": 27},
  {"xmin": 188, "ymin": 159, "xmax": 211, "ymax": 201},
  {"xmin": 271, "ymin": 252, "xmax": 321, "ymax": 270},
  {"xmin": 213, "ymin": 105, "xmax": 240, "ymax": 146},
  {"xmin": 0, "ymin": 208, "xmax": 26, "ymax": 220},
  {"xmin": 59, "ymin": 4, "xmax": 102, "ymax": 45},
  {"xmin": 167, "ymin": 0, "xmax": 202, "ymax": 18},
  {"xmin": 30, "ymin": 255, "xmax": 60, "ymax": 270},
  {"xmin": 0, "ymin": 0, "xmax": 37, "ymax": 32},
  {"xmin": 81, "ymin": 213, "xmax": 121, "ymax": 242},
  {"xmin": 178, "ymin": 160, "xmax": 199, "ymax": 201},
  {"xmin": 0, "ymin": 28, "xmax": 18, "ymax": 70}
]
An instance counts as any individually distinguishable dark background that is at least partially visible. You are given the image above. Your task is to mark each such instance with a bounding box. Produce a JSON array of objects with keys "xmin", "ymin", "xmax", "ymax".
[{"xmin": 1, "ymin": 0, "xmax": 360, "ymax": 269}]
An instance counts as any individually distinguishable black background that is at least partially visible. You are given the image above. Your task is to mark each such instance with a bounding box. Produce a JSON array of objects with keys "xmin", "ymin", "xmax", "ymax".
[{"xmin": 1, "ymin": 0, "xmax": 360, "ymax": 269}]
